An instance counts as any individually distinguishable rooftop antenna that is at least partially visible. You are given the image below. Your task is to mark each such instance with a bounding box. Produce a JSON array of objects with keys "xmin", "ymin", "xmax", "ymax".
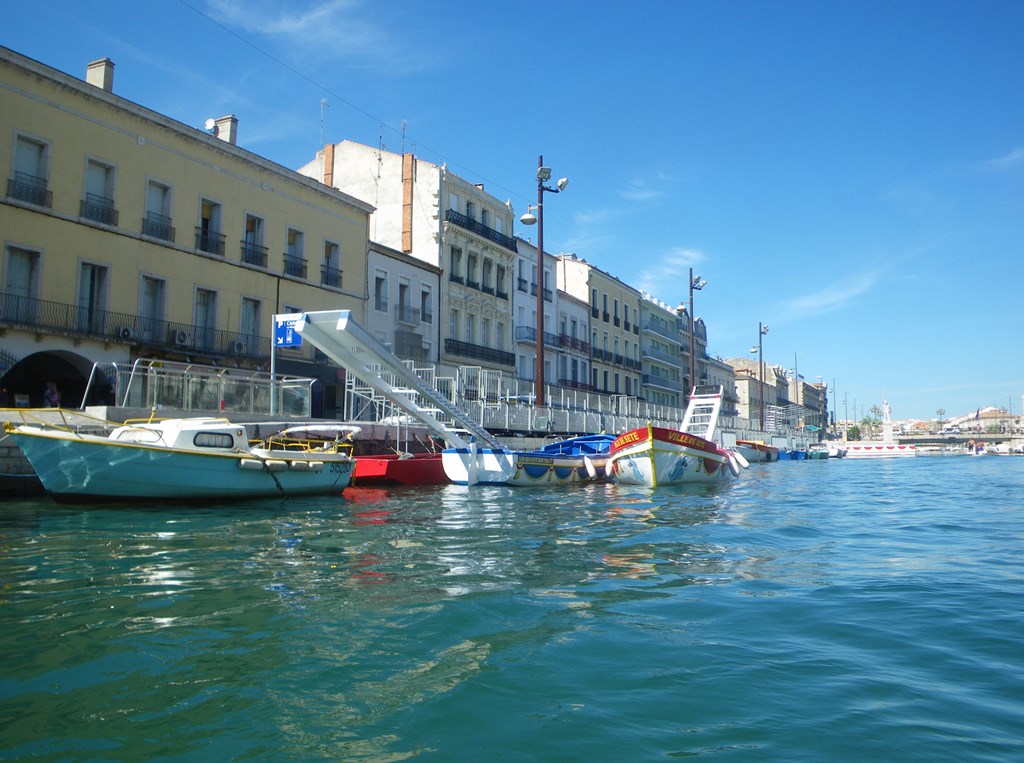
[
  {"xmin": 401, "ymin": 119, "xmax": 407, "ymax": 155},
  {"xmin": 319, "ymin": 98, "xmax": 329, "ymax": 148}
]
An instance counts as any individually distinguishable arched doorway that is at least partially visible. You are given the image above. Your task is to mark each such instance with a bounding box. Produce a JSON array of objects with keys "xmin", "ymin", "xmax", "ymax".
[{"xmin": 1, "ymin": 351, "xmax": 101, "ymax": 409}]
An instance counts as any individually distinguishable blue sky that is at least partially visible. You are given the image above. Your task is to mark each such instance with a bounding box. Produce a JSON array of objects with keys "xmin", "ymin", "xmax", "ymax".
[{"xmin": 5, "ymin": 1, "xmax": 1022, "ymax": 422}]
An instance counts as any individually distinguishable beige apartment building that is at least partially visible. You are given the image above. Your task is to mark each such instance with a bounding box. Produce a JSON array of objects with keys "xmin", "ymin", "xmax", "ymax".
[
  {"xmin": 557, "ymin": 255, "xmax": 642, "ymax": 397},
  {"xmin": 302, "ymin": 142, "xmax": 517, "ymax": 395},
  {"xmin": 0, "ymin": 47, "xmax": 372, "ymax": 415}
]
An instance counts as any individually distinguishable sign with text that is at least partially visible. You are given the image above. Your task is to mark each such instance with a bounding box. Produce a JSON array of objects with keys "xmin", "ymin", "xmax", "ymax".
[{"xmin": 274, "ymin": 313, "xmax": 304, "ymax": 347}]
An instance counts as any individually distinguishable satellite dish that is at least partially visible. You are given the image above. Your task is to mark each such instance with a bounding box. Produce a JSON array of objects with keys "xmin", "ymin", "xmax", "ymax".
[{"xmin": 203, "ymin": 118, "xmax": 216, "ymax": 133}]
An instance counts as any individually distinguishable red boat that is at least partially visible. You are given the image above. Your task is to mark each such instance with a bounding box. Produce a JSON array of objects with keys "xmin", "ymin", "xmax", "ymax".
[{"xmin": 350, "ymin": 452, "xmax": 448, "ymax": 486}]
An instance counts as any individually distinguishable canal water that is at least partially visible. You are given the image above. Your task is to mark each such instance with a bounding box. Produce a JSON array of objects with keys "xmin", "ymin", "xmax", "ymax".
[{"xmin": 2, "ymin": 456, "xmax": 1022, "ymax": 761}]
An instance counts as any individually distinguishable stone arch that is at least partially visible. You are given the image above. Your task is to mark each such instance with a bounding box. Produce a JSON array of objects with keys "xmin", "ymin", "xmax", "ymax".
[{"xmin": 0, "ymin": 350, "xmax": 101, "ymax": 409}]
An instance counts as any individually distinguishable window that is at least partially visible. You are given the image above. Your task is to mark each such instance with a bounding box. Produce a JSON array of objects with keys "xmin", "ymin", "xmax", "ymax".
[
  {"xmin": 482, "ymin": 317, "xmax": 491, "ymax": 347},
  {"xmin": 81, "ymin": 159, "xmax": 117, "ymax": 225},
  {"xmin": 242, "ymin": 215, "xmax": 266, "ymax": 266},
  {"xmin": 465, "ymin": 314, "xmax": 475, "ymax": 344},
  {"xmin": 494, "ymin": 216, "xmax": 504, "ymax": 235},
  {"xmin": 140, "ymin": 276, "xmax": 165, "ymax": 341},
  {"xmin": 482, "ymin": 258, "xmax": 493, "ymax": 292},
  {"xmin": 77, "ymin": 263, "xmax": 108, "ymax": 334},
  {"xmin": 374, "ymin": 272, "xmax": 388, "ymax": 312},
  {"xmin": 449, "ymin": 191, "xmax": 460, "ymax": 212},
  {"xmin": 9, "ymin": 136, "xmax": 50, "ymax": 207},
  {"xmin": 466, "ymin": 252, "xmax": 478, "ymax": 287},
  {"xmin": 495, "ymin": 264, "xmax": 506, "ymax": 296},
  {"xmin": 194, "ymin": 288, "xmax": 217, "ymax": 349},
  {"xmin": 481, "ymin": 208, "xmax": 489, "ymax": 228},
  {"xmin": 420, "ymin": 287, "xmax": 433, "ymax": 323},
  {"xmin": 143, "ymin": 180, "xmax": 174, "ymax": 240},
  {"xmin": 322, "ymin": 241, "xmax": 341, "ymax": 287},
  {"xmin": 3, "ymin": 245, "xmax": 41, "ymax": 322},
  {"xmin": 240, "ymin": 297, "xmax": 260, "ymax": 351},
  {"xmin": 397, "ymin": 282, "xmax": 414, "ymax": 323},
  {"xmin": 449, "ymin": 246, "xmax": 463, "ymax": 282},
  {"xmin": 496, "ymin": 321, "xmax": 505, "ymax": 351},
  {"xmin": 466, "ymin": 200, "xmax": 475, "ymax": 219},
  {"xmin": 285, "ymin": 228, "xmax": 305, "ymax": 277},
  {"xmin": 197, "ymin": 198, "xmax": 224, "ymax": 255},
  {"xmin": 450, "ymin": 309, "xmax": 459, "ymax": 340}
]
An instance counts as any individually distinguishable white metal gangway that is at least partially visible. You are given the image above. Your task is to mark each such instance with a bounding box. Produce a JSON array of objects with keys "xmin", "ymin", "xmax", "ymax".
[
  {"xmin": 680, "ymin": 384, "xmax": 725, "ymax": 441},
  {"xmin": 296, "ymin": 310, "xmax": 504, "ymax": 451}
]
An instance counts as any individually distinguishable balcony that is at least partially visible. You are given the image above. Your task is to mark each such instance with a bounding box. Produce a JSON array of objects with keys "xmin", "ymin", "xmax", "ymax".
[
  {"xmin": 80, "ymin": 193, "xmax": 119, "ymax": 226},
  {"xmin": 517, "ymin": 277, "xmax": 529, "ymax": 293},
  {"xmin": 543, "ymin": 287, "xmax": 553, "ymax": 303},
  {"xmin": 421, "ymin": 308, "xmax": 433, "ymax": 324},
  {"xmin": 444, "ymin": 338, "xmax": 514, "ymax": 366},
  {"xmin": 142, "ymin": 212, "xmax": 175, "ymax": 242},
  {"xmin": 7, "ymin": 172, "xmax": 52, "ymax": 208},
  {"xmin": 641, "ymin": 319, "xmax": 681, "ymax": 342},
  {"xmin": 495, "ymin": 288, "xmax": 509, "ymax": 301},
  {"xmin": 642, "ymin": 374, "xmax": 683, "ymax": 392},
  {"xmin": 240, "ymin": 240, "xmax": 268, "ymax": 267},
  {"xmin": 444, "ymin": 209, "xmax": 518, "ymax": 252},
  {"xmin": 559, "ymin": 334, "xmax": 590, "ymax": 353},
  {"xmin": 603, "ymin": 311, "xmax": 610, "ymax": 322},
  {"xmin": 394, "ymin": 329, "xmax": 428, "ymax": 361},
  {"xmin": 514, "ymin": 325, "xmax": 560, "ymax": 348},
  {"xmin": 558, "ymin": 379, "xmax": 597, "ymax": 392},
  {"xmin": 643, "ymin": 347, "xmax": 684, "ymax": 367},
  {"xmin": 321, "ymin": 264, "xmax": 343, "ymax": 288},
  {"xmin": 283, "ymin": 254, "xmax": 307, "ymax": 279},
  {"xmin": 395, "ymin": 304, "xmax": 421, "ymax": 325},
  {"xmin": 195, "ymin": 227, "xmax": 226, "ymax": 256},
  {"xmin": 449, "ymin": 273, "xmax": 464, "ymax": 285},
  {"xmin": 0, "ymin": 291, "xmax": 271, "ymax": 359}
]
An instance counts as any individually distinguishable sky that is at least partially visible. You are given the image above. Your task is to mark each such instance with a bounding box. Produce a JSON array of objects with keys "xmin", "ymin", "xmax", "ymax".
[{"xmin": 4, "ymin": 0, "xmax": 1023, "ymax": 422}]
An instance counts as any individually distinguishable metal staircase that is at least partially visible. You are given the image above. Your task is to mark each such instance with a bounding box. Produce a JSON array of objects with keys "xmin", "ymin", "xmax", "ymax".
[
  {"xmin": 680, "ymin": 384, "xmax": 725, "ymax": 441},
  {"xmin": 296, "ymin": 310, "xmax": 503, "ymax": 450}
]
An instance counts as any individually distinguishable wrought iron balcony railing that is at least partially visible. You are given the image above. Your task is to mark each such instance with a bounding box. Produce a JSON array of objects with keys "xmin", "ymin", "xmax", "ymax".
[
  {"xmin": 444, "ymin": 209, "xmax": 518, "ymax": 252},
  {"xmin": 283, "ymin": 254, "xmax": 307, "ymax": 278},
  {"xmin": 0, "ymin": 291, "xmax": 271, "ymax": 359},
  {"xmin": 241, "ymin": 240, "xmax": 268, "ymax": 267},
  {"xmin": 395, "ymin": 304, "xmax": 421, "ymax": 325},
  {"xmin": 321, "ymin": 264, "xmax": 342, "ymax": 288},
  {"xmin": 142, "ymin": 211, "xmax": 175, "ymax": 242},
  {"xmin": 7, "ymin": 172, "xmax": 52, "ymax": 208},
  {"xmin": 80, "ymin": 193, "xmax": 118, "ymax": 226},
  {"xmin": 195, "ymin": 227, "xmax": 226, "ymax": 256},
  {"xmin": 444, "ymin": 338, "xmax": 515, "ymax": 366}
]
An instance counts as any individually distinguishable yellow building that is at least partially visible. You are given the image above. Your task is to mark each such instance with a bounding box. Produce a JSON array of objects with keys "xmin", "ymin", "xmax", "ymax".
[{"xmin": 0, "ymin": 47, "xmax": 372, "ymax": 415}]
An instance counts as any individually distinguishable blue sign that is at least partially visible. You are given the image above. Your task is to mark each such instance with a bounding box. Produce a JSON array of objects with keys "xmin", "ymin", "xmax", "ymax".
[{"xmin": 274, "ymin": 313, "xmax": 304, "ymax": 347}]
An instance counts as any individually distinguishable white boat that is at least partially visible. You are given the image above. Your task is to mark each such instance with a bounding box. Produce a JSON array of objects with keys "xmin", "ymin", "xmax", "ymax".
[
  {"xmin": 608, "ymin": 385, "xmax": 747, "ymax": 487},
  {"xmin": 440, "ymin": 433, "xmax": 616, "ymax": 487},
  {"xmin": 844, "ymin": 400, "xmax": 917, "ymax": 459},
  {"xmin": 5, "ymin": 416, "xmax": 357, "ymax": 501},
  {"xmin": 735, "ymin": 439, "xmax": 780, "ymax": 463}
]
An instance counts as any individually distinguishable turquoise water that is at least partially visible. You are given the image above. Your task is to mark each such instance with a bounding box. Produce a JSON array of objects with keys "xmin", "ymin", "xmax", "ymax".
[{"xmin": 2, "ymin": 456, "xmax": 1023, "ymax": 761}]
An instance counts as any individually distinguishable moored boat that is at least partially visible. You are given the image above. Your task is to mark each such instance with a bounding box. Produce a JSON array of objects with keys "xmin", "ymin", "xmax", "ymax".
[
  {"xmin": 608, "ymin": 385, "xmax": 746, "ymax": 487},
  {"xmin": 5, "ymin": 415, "xmax": 357, "ymax": 501},
  {"xmin": 736, "ymin": 439, "xmax": 779, "ymax": 463},
  {"xmin": 441, "ymin": 433, "xmax": 616, "ymax": 487},
  {"xmin": 351, "ymin": 452, "xmax": 447, "ymax": 486}
]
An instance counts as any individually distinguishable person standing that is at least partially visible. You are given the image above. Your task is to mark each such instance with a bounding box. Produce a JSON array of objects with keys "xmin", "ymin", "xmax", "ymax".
[{"xmin": 43, "ymin": 381, "xmax": 61, "ymax": 408}]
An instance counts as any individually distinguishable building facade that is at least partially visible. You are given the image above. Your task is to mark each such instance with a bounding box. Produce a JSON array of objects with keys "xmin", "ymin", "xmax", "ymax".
[{"xmin": 0, "ymin": 47, "xmax": 372, "ymax": 415}]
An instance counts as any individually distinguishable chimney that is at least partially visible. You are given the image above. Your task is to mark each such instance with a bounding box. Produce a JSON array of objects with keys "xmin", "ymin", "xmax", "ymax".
[
  {"xmin": 86, "ymin": 58, "xmax": 115, "ymax": 92},
  {"xmin": 401, "ymin": 153, "xmax": 414, "ymax": 254},
  {"xmin": 213, "ymin": 115, "xmax": 238, "ymax": 145},
  {"xmin": 323, "ymin": 143, "xmax": 335, "ymax": 187}
]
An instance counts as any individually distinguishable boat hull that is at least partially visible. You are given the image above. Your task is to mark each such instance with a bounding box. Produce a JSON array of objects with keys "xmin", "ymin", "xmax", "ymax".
[
  {"xmin": 442, "ymin": 434, "xmax": 615, "ymax": 486},
  {"xmin": 351, "ymin": 453, "xmax": 448, "ymax": 486},
  {"xmin": 10, "ymin": 427, "xmax": 354, "ymax": 500},
  {"xmin": 609, "ymin": 425, "xmax": 736, "ymax": 487},
  {"xmin": 735, "ymin": 440, "xmax": 779, "ymax": 463},
  {"xmin": 844, "ymin": 443, "xmax": 918, "ymax": 459}
]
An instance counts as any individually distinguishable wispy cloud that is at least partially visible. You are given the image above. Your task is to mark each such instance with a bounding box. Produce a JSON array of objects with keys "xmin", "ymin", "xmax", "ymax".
[
  {"xmin": 202, "ymin": 0, "xmax": 420, "ymax": 70},
  {"xmin": 775, "ymin": 271, "xmax": 878, "ymax": 321},
  {"xmin": 633, "ymin": 247, "xmax": 706, "ymax": 301},
  {"xmin": 619, "ymin": 171, "xmax": 680, "ymax": 202},
  {"xmin": 982, "ymin": 147, "xmax": 1024, "ymax": 172}
]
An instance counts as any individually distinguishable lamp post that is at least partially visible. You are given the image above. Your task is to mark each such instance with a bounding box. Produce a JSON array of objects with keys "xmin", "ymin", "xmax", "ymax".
[
  {"xmin": 753, "ymin": 322, "xmax": 768, "ymax": 430},
  {"xmin": 519, "ymin": 155, "xmax": 568, "ymax": 408},
  {"xmin": 687, "ymin": 268, "xmax": 706, "ymax": 401}
]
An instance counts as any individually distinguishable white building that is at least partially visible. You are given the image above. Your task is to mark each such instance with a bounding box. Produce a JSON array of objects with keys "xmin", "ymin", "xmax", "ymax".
[
  {"xmin": 364, "ymin": 240, "xmax": 440, "ymax": 364},
  {"xmin": 639, "ymin": 292, "xmax": 685, "ymax": 408}
]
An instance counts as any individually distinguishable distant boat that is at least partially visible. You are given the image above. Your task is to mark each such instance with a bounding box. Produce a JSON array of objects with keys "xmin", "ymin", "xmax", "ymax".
[
  {"xmin": 736, "ymin": 439, "xmax": 779, "ymax": 463},
  {"xmin": 5, "ymin": 416, "xmax": 357, "ymax": 501},
  {"xmin": 608, "ymin": 385, "xmax": 746, "ymax": 487}
]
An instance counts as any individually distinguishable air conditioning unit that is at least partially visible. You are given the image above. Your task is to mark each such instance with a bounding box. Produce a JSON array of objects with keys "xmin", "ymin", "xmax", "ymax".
[
  {"xmin": 118, "ymin": 326, "xmax": 136, "ymax": 341},
  {"xmin": 230, "ymin": 340, "xmax": 246, "ymax": 354},
  {"xmin": 172, "ymin": 330, "xmax": 191, "ymax": 346}
]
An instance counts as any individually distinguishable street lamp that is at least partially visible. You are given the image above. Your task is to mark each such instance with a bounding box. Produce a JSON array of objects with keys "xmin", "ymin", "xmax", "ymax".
[
  {"xmin": 687, "ymin": 268, "xmax": 706, "ymax": 401},
  {"xmin": 751, "ymin": 322, "xmax": 768, "ymax": 430},
  {"xmin": 519, "ymin": 154, "xmax": 568, "ymax": 408}
]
